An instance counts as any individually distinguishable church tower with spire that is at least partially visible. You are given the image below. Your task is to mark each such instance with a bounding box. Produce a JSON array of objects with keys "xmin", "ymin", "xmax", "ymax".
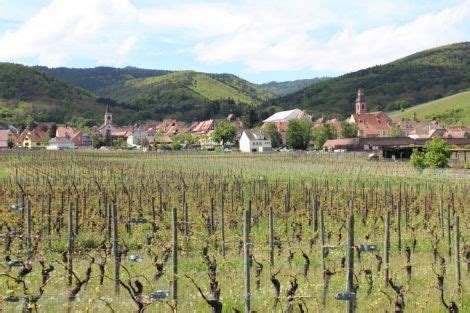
[
  {"xmin": 355, "ymin": 88, "xmax": 367, "ymax": 114},
  {"xmin": 104, "ymin": 104, "xmax": 112, "ymax": 125}
]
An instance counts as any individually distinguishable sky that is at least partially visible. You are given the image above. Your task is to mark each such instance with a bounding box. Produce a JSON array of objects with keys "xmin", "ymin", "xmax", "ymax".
[{"xmin": 0, "ymin": 0, "xmax": 469, "ymax": 83}]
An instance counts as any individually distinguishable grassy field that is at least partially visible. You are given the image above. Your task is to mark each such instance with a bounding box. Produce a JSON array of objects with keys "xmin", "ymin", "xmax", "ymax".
[
  {"xmin": 0, "ymin": 151, "xmax": 468, "ymax": 312},
  {"xmin": 389, "ymin": 91, "xmax": 470, "ymax": 125}
]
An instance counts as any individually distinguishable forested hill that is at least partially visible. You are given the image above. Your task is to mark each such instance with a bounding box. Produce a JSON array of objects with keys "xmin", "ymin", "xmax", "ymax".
[
  {"xmin": 265, "ymin": 42, "xmax": 470, "ymax": 119},
  {"xmin": 259, "ymin": 77, "xmax": 329, "ymax": 96},
  {"xmin": 0, "ymin": 63, "xmax": 116, "ymax": 127},
  {"xmin": 35, "ymin": 67, "xmax": 277, "ymax": 121},
  {"xmin": 34, "ymin": 66, "xmax": 173, "ymax": 95}
]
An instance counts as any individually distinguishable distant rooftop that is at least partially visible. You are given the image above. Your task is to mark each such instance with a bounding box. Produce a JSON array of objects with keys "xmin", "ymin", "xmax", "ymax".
[{"xmin": 263, "ymin": 108, "xmax": 309, "ymax": 123}]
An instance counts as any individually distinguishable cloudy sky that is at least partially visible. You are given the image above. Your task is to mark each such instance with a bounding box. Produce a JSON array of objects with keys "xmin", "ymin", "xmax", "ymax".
[{"xmin": 0, "ymin": 0, "xmax": 469, "ymax": 83}]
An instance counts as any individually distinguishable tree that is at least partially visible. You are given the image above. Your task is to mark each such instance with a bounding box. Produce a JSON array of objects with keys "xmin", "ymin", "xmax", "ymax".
[
  {"xmin": 242, "ymin": 106, "xmax": 259, "ymax": 129},
  {"xmin": 410, "ymin": 149, "xmax": 426, "ymax": 169},
  {"xmin": 48, "ymin": 123, "xmax": 57, "ymax": 139},
  {"xmin": 7, "ymin": 138, "xmax": 14, "ymax": 149},
  {"xmin": 423, "ymin": 137, "xmax": 450, "ymax": 168},
  {"xmin": 286, "ymin": 119, "xmax": 312, "ymax": 150},
  {"xmin": 313, "ymin": 124, "xmax": 337, "ymax": 149},
  {"xmin": 213, "ymin": 122, "xmax": 236, "ymax": 146},
  {"xmin": 104, "ymin": 129, "xmax": 112, "ymax": 147},
  {"xmin": 410, "ymin": 137, "xmax": 450, "ymax": 169},
  {"xmin": 389, "ymin": 125, "xmax": 403, "ymax": 137},
  {"xmin": 340, "ymin": 122, "xmax": 358, "ymax": 138},
  {"xmin": 265, "ymin": 123, "xmax": 282, "ymax": 148}
]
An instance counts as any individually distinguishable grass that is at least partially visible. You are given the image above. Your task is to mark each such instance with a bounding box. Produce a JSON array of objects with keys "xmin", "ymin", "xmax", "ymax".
[
  {"xmin": 389, "ymin": 91, "xmax": 470, "ymax": 125},
  {"xmin": 0, "ymin": 163, "xmax": 8, "ymax": 179}
]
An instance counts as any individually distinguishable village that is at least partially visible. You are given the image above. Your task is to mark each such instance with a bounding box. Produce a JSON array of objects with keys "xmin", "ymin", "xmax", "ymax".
[{"xmin": 0, "ymin": 89, "xmax": 469, "ymax": 157}]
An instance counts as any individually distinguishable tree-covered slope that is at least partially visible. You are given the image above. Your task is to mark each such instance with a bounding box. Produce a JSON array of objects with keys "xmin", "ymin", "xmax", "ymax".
[
  {"xmin": 266, "ymin": 42, "xmax": 470, "ymax": 119},
  {"xmin": 34, "ymin": 66, "xmax": 173, "ymax": 94},
  {"xmin": 259, "ymin": 77, "xmax": 329, "ymax": 96},
  {"xmin": 36, "ymin": 67, "xmax": 277, "ymax": 122},
  {"xmin": 0, "ymin": 63, "xmax": 107, "ymax": 126},
  {"xmin": 389, "ymin": 91, "xmax": 470, "ymax": 126}
]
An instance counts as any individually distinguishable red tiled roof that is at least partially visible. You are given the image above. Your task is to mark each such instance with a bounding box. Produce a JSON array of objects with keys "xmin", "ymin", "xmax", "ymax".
[
  {"xmin": 191, "ymin": 119, "xmax": 216, "ymax": 134},
  {"xmin": 56, "ymin": 126, "xmax": 78, "ymax": 138},
  {"xmin": 351, "ymin": 111, "xmax": 392, "ymax": 136}
]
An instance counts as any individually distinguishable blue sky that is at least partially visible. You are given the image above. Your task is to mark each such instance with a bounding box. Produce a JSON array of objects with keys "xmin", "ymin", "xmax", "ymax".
[{"xmin": 0, "ymin": 0, "xmax": 469, "ymax": 83}]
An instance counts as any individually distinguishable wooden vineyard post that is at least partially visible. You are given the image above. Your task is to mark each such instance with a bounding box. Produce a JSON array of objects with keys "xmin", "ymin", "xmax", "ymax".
[
  {"xmin": 346, "ymin": 200, "xmax": 355, "ymax": 313},
  {"xmin": 172, "ymin": 207, "xmax": 178, "ymax": 308},
  {"xmin": 320, "ymin": 204, "xmax": 326, "ymax": 272},
  {"xmin": 112, "ymin": 202, "xmax": 120, "ymax": 294},
  {"xmin": 269, "ymin": 206, "xmax": 274, "ymax": 266},
  {"xmin": 210, "ymin": 197, "xmax": 215, "ymax": 235},
  {"xmin": 447, "ymin": 204, "xmax": 452, "ymax": 257},
  {"xmin": 363, "ymin": 194, "xmax": 368, "ymax": 223},
  {"xmin": 126, "ymin": 192, "xmax": 131, "ymax": 235},
  {"xmin": 243, "ymin": 209, "xmax": 251, "ymax": 313},
  {"xmin": 107, "ymin": 203, "xmax": 112, "ymax": 241},
  {"xmin": 404, "ymin": 192, "xmax": 409, "ymax": 228},
  {"xmin": 26, "ymin": 199, "xmax": 31, "ymax": 249},
  {"xmin": 439, "ymin": 195, "xmax": 444, "ymax": 237},
  {"xmin": 67, "ymin": 202, "xmax": 73, "ymax": 287},
  {"xmin": 151, "ymin": 196, "xmax": 156, "ymax": 227},
  {"xmin": 312, "ymin": 195, "xmax": 318, "ymax": 232},
  {"xmin": 397, "ymin": 199, "xmax": 402, "ymax": 253},
  {"xmin": 74, "ymin": 196, "xmax": 79, "ymax": 235},
  {"xmin": 384, "ymin": 211, "xmax": 390, "ymax": 288},
  {"xmin": 183, "ymin": 201, "xmax": 188, "ymax": 238},
  {"xmin": 20, "ymin": 192, "xmax": 25, "ymax": 230},
  {"xmin": 221, "ymin": 191, "xmax": 226, "ymax": 258},
  {"xmin": 47, "ymin": 194, "xmax": 52, "ymax": 246},
  {"xmin": 454, "ymin": 215, "xmax": 461, "ymax": 295}
]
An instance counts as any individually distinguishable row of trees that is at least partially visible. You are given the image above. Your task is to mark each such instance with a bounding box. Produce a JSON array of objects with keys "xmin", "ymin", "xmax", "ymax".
[{"xmin": 264, "ymin": 119, "xmax": 358, "ymax": 150}]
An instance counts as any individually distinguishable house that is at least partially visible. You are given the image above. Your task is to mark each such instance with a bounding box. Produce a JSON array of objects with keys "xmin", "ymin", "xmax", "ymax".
[
  {"xmin": 21, "ymin": 130, "xmax": 47, "ymax": 149},
  {"xmin": 56, "ymin": 126, "xmax": 93, "ymax": 148},
  {"xmin": 239, "ymin": 130, "xmax": 272, "ymax": 153},
  {"xmin": 263, "ymin": 108, "xmax": 312, "ymax": 132},
  {"xmin": 0, "ymin": 129, "xmax": 14, "ymax": 149},
  {"xmin": 127, "ymin": 129, "xmax": 148, "ymax": 146},
  {"xmin": 190, "ymin": 119, "xmax": 216, "ymax": 135},
  {"xmin": 408, "ymin": 122, "xmax": 445, "ymax": 139},
  {"xmin": 348, "ymin": 89, "xmax": 392, "ymax": 137},
  {"xmin": 47, "ymin": 137, "xmax": 75, "ymax": 150},
  {"xmin": 443, "ymin": 126, "xmax": 469, "ymax": 138}
]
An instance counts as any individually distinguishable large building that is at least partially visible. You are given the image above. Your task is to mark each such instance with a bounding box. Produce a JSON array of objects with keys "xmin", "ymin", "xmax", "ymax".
[
  {"xmin": 263, "ymin": 108, "xmax": 311, "ymax": 132},
  {"xmin": 348, "ymin": 89, "xmax": 392, "ymax": 137}
]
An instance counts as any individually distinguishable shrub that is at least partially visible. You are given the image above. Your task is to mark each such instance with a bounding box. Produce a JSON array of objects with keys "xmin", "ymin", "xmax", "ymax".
[
  {"xmin": 410, "ymin": 137, "xmax": 450, "ymax": 169},
  {"xmin": 410, "ymin": 149, "xmax": 426, "ymax": 169},
  {"xmin": 423, "ymin": 137, "xmax": 450, "ymax": 168}
]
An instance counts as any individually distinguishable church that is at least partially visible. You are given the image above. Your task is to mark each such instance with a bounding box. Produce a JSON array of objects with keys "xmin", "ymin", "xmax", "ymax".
[
  {"xmin": 348, "ymin": 89, "xmax": 392, "ymax": 137},
  {"xmin": 96, "ymin": 105, "xmax": 130, "ymax": 138}
]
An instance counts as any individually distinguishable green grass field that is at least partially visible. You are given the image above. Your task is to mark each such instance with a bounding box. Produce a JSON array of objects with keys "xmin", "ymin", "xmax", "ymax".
[{"xmin": 389, "ymin": 91, "xmax": 470, "ymax": 125}]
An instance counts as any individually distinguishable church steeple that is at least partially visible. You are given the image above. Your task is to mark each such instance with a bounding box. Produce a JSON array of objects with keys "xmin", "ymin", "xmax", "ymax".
[
  {"xmin": 104, "ymin": 104, "xmax": 112, "ymax": 124},
  {"xmin": 355, "ymin": 88, "xmax": 367, "ymax": 114}
]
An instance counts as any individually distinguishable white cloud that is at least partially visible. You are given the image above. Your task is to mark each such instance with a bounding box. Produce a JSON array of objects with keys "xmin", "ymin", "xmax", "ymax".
[
  {"xmin": 190, "ymin": 0, "xmax": 470, "ymax": 72},
  {"xmin": 0, "ymin": 0, "xmax": 139, "ymax": 67},
  {"xmin": 0, "ymin": 0, "xmax": 469, "ymax": 74}
]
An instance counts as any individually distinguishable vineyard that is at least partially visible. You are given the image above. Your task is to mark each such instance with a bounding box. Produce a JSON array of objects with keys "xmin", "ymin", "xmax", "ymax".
[{"xmin": 0, "ymin": 150, "xmax": 468, "ymax": 312}]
